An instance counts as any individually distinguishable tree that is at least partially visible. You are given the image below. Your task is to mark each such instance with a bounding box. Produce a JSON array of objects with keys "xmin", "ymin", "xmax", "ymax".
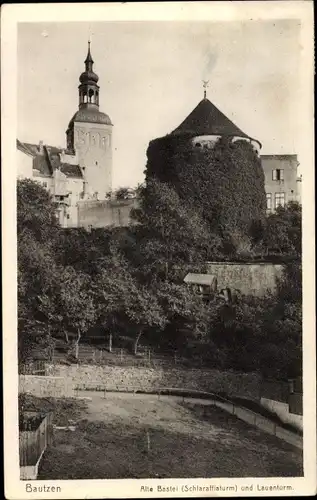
[
  {"xmin": 59, "ymin": 266, "xmax": 96, "ymax": 359},
  {"xmin": 55, "ymin": 227, "xmax": 113, "ymax": 275},
  {"xmin": 17, "ymin": 180, "xmax": 62, "ymax": 364},
  {"xmin": 154, "ymin": 281, "xmax": 211, "ymax": 352},
  {"xmin": 17, "ymin": 178, "xmax": 60, "ymax": 244},
  {"xmin": 263, "ymin": 201, "xmax": 302, "ymax": 256},
  {"xmin": 130, "ymin": 178, "xmax": 222, "ymax": 283},
  {"xmin": 93, "ymin": 252, "xmax": 166, "ymax": 354}
]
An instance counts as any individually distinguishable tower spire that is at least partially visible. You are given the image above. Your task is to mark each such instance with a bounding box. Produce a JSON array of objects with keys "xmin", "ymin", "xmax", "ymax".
[
  {"xmin": 78, "ymin": 41, "xmax": 99, "ymax": 109},
  {"xmin": 85, "ymin": 39, "xmax": 94, "ymax": 71}
]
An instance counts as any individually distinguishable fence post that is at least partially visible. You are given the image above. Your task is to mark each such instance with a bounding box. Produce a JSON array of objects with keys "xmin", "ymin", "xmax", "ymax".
[
  {"xmin": 120, "ymin": 349, "xmax": 123, "ymax": 362},
  {"xmin": 148, "ymin": 349, "xmax": 151, "ymax": 365},
  {"xmin": 92, "ymin": 349, "xmax": 96, "ymax": 363},
  {"xmin": 146, "ymin": 431, "xmax": 151, "ymax": 453}
]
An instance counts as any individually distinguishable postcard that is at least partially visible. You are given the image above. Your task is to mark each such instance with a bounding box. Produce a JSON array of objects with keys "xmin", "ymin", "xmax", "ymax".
[{"xmin": 2, "ymin": 1, "xmax": 316, "ymax": 498}]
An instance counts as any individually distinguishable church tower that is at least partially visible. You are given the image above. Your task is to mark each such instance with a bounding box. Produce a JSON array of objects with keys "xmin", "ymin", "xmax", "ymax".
[{"xmin": 66, "ymin": 42, "xmax": 113, "ymax": 198}]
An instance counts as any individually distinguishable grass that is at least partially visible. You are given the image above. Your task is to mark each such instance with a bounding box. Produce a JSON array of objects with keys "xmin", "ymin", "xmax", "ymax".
[{"xmin": 37, "ymin": 393, "xmax": 302, "ymax": 479}]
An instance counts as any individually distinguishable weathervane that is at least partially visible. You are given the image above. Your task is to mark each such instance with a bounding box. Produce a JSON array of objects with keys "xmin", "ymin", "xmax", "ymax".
[{"xmin": 203, "ymin": 80, "xmax": 209, "ymax": 99}]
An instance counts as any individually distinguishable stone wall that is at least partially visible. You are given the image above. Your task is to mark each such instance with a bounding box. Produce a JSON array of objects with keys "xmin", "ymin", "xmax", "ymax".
[
  {"xmin": 206, "ymin": 261, "xmax": 284, "ymax": 297},
  {"xmin": 19, "ymin": 375, "xmax": 74, "ymax": 398},
  {"xmin": 46, "ymin": 365, "xmax": 262, "ymax": 399},
  {"xmin": 77, "ymin": 198, "xmax": 138, "ymax": 228}
]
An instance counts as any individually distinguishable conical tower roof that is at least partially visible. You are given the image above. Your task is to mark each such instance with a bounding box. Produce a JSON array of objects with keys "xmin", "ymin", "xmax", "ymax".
[{"xmin": 171, "ymin": 98, "xmax": 261, "ymax": 148}]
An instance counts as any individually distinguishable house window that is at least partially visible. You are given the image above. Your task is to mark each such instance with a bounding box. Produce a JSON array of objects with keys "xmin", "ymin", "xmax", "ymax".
[
  {"xmin": 266, "ymin": 193, "xmax": 272, "ymax": 211},
  {"xmin": 43, "ymin": 182, "xmax": 47, "ymax": 188},
  {"xmin": 272, "ymin": 169, "xmax": 284, "ymax": 181},
  {"xmin": 275, "ymin": 192, "xmax": 285, "ymax": 209}
]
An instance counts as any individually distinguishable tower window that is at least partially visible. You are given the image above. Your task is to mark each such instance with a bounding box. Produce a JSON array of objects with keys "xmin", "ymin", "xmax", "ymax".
[
  {"xmin": 275, "ymin": 192, "xmax": 285, "ymax": 209},
  {"xmin": 272, "ymin": 169, "xmax": 284, "ymax": 181},
  {"xmin": 89, "ymin": 89, "xmax": 94, "ymax": 103}
]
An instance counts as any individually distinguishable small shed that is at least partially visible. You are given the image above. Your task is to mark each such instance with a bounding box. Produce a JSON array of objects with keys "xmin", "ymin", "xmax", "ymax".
[{"xmin": 184, "ymin": 273, "xmax": 217, "ymax": 295}]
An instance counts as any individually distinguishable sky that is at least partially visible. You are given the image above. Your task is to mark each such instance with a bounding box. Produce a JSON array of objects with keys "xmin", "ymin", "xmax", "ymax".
[{"xmin": 18, "ymin": 20, "xmax": 301, "ymax": 189}]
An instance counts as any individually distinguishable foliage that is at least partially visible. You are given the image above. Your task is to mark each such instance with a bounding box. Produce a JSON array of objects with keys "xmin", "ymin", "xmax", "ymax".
[
  {"xmin": 206, "ymin": 260, "xmax": 302, "ymax": 378},
  {"xmin": 106, "ymin": 186, "xmax": 138, "ymax": 200},
  {"xmin": 17, "ymin": 167, "xmax": 302, "ymax": 380},
  {"xmin": 130, "ymin": 178, "xmax": 222, "ymax": 282},
  {"xmin": 93, "ymin": 252, "xmax": 166, "ymax": 352},
  {"xmin": 262, "ymin": 201, "xmax": 302, "ymax": 256},
  {"xmin": 59, "ymin": 266, "xmax": 96, "ymax": 339},
  {"xmin": 54, "ymin": 227, "xmax": 113, "ymax": 275},
  {"xmin": 17, "ymin": 180, "xmax": 62, "ymax": 362},
  {"xmin": 17, "ymin": 178, "xmax": 59, "ymax": 243}
]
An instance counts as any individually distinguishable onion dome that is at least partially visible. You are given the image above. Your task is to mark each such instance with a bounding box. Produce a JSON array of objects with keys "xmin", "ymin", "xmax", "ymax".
[{"xmin": 79, "ymin": 70, "xmax": 99, "ymax": 84}]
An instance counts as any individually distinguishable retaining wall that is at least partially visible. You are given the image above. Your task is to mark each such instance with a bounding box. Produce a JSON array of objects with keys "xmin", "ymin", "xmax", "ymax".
[
  {"xmin": 206, "ymin": 261, "xmax": 284, "ymax": 297},
  {"xmin": 19, "ymin": 375, "xmax": 75, "ymax": 398},
  {"xmin": 46, "ymin": 365, "xmax": 262, "ymax": 399}
]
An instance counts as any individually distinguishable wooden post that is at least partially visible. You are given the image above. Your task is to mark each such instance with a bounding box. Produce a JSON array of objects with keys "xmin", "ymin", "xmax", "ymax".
[
  {"xmin": 99, "ymin": 349, "xmax": 102, "ymax": 363},
  {"xmin": 109, "ymin": 332, "xmax": 113, "ymax": 353},
  {"xmin": 92, "ymin": 349, "xmax": 96, "ymax": 363},
  {"xmin": 120, "ymin": 349, "xmax": 123, "ymax": 362},
  {"xmin": 146, "ymin": 431, "xmax": 150, "ymax": 453},
  {"xmin": 148, "ymin": 349, "xmax": 151, "ymax": 364}
]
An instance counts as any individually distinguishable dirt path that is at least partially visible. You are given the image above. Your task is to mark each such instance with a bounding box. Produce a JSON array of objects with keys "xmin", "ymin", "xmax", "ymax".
[
  {"xmin": 38, "ymin": 392, "xmax": 303, "ymax": 479},
  {"xmin": 82, "ymin": 391, "xmax": 226, "ymax": 441}
]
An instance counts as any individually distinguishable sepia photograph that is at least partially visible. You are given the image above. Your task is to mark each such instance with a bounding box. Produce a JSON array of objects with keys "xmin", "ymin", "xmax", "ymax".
[{"xmin": 2, "ymin": 1, "xmax": 315, "ymax": 498}]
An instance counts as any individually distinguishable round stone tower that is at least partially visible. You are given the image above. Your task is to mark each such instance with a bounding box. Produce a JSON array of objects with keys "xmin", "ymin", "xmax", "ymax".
[{"xmin": 66, "ymin": 42, "xmax": 113, "ymax": 199}]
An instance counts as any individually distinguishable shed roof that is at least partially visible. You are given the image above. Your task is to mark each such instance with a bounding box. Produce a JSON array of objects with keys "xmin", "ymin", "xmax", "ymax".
[{"xmin": 184, "ymin": 273, "xmax": 217, "ymax": 286}]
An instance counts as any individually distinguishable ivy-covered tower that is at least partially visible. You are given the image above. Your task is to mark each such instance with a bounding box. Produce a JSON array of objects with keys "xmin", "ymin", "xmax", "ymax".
[
  {"xmin": 66, "ymin": 42, "xmax": 113, "ymax": 198},
  {"xmin": 146, "ymin": 90, "xmax": 267, "ymax": 245}
]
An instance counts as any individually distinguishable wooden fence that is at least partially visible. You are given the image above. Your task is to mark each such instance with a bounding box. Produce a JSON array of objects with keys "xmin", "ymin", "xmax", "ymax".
[{"xmin": 19, "ymin": 412, "xmax": 54, "ymax": 468}]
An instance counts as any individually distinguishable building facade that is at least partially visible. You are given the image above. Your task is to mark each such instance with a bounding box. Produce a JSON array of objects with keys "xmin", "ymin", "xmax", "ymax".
[
  {"xmin": 261, "ymin": 155, "xmax": 301, "ymax": 212},
  {"xmin": 17, "ymin": 54, "xmax": 301, "ymax": 228},
  {"xmin": 17, "ymin": 42, "xmax": 113, "ymax": 227}
]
